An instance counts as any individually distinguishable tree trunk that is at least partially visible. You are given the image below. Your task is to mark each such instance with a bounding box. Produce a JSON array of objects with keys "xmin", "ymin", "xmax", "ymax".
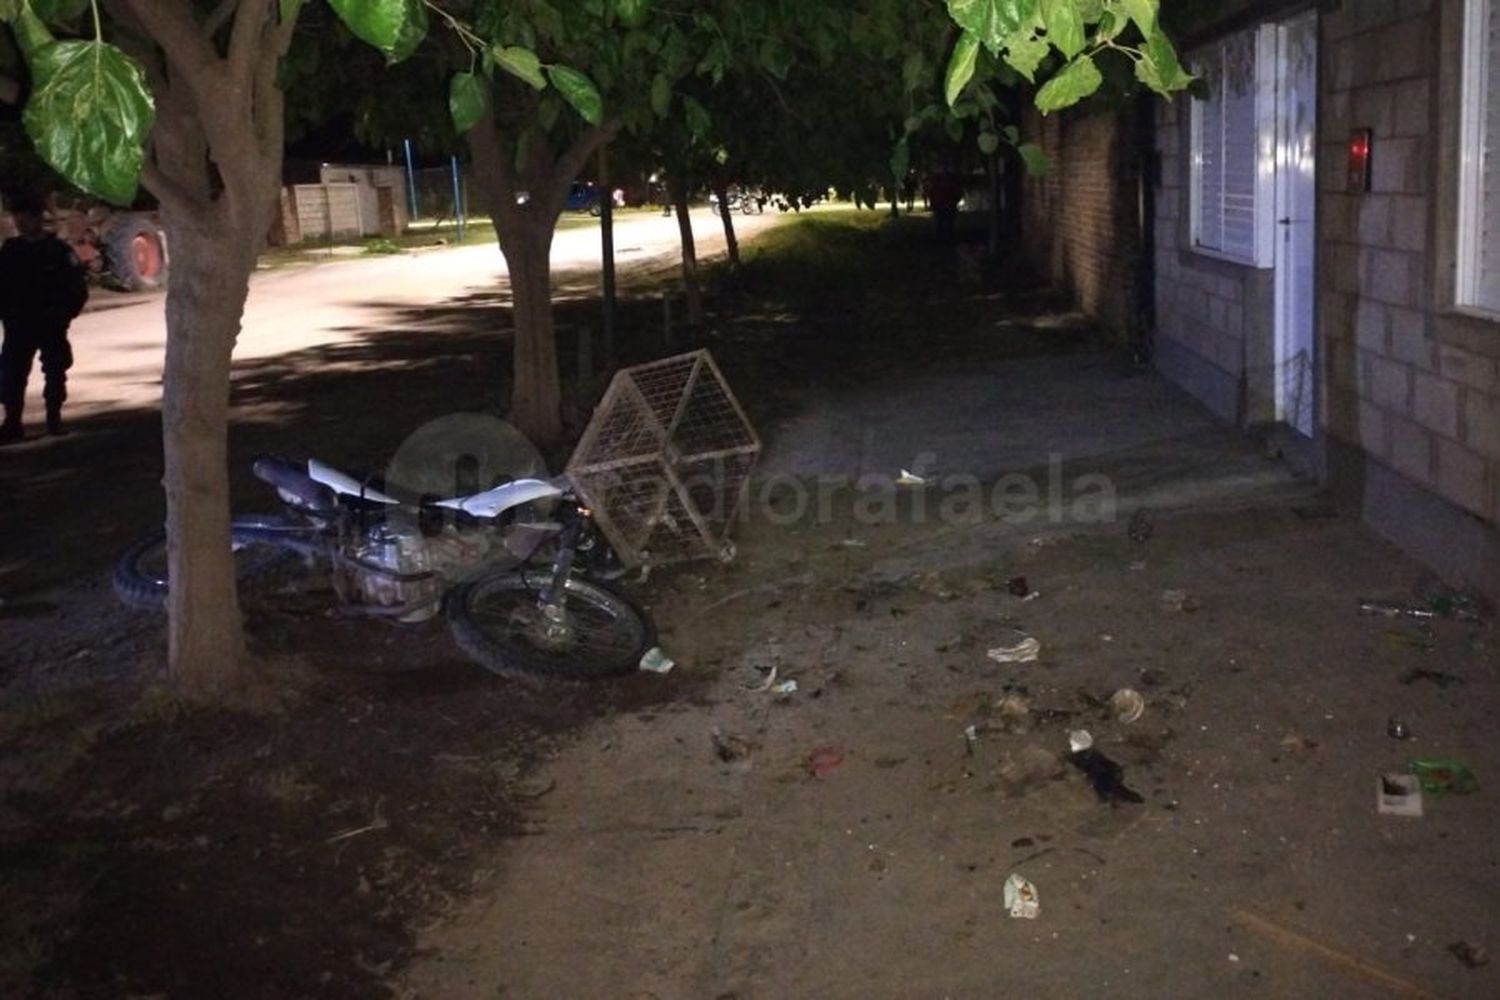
[
  {"xmin": 112, "ymin": 0, "xmax": 300, "ymax": 702},
  {"xmin": 467, "ymin": 103, "xmax": 615, "ymax": 445},
  {"xmin": 497, "ymin": 220, "xmax": 563, "ymax": 443},
  {"xmin": 714, "ymin": 181, "xmax": 740, "ymax": 269},
  {"xmin": 670, "ymin": 174, "xmax": 703, "ymax": 327},
  {"xmin": 987, "ymin": 152, "xmax": 1003, "ymax": 256},
  {"xmin": 159, "ymin": 231, "xmax": 255, "ymax": 698}
]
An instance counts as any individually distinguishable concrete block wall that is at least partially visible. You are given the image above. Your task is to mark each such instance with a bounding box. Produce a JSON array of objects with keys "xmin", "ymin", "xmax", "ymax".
[
  {"xmin": 1021, "ymin": 106, "xmax": 1140, "ymax": 339},
  {"xmin": 1318, "ymin": 0, "xmax": 1500, "ymax": 576},
  {"xmin": 1151, "ymin": 86, "xmax": 1265, "ymax": 425}
]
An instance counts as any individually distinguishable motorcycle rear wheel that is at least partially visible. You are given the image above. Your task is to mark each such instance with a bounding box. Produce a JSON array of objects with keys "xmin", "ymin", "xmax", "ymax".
[
  {"xmin": 113, "ymin": 515, "xmax": 310, "ymax": 611},
  {"xmin": 447, "ymin": 571, "xmax": 654, "ymax": 682}
]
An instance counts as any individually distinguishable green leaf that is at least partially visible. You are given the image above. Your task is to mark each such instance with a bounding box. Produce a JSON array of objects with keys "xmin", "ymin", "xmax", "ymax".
[
  {"xmin": 494, "ymin": 45, "xmax": 546, "ymax": 90},
  {"xmin": 279, "ymin": 0, "xmax": 305, "ymax": 23},
  {"xmin": 1040, "ymin": 0, "xmax": 1085, "ymax": 58},
  {"xmin": 683, "ymin": 93, "xmax": 710, "ymax": 138},
  {"xmin": 889, "ymin": 137, "xmax": 910, "ymax": 183},
  {"xmin": 1018, "ymin": 141, "xmax": 1049, "ymax": 175},
  {"xmin": 1003, "ymin": 124, "xmax": 1020, "ymax": 144},
  {"xmin": 30, "ymin": 0, "xmax": 88, "ymax": 24},
  {"xmin": 1034, "ymin": 52, "xmax": 1102, "ymax": 113},
  {"xmin": 1117, "ymin": 0, "xmax": 1157, "ymax": 36},
  {"xmin": 12, "ymin": 4, "xmax": 53, "ymax": 58},
  {"xmin": 614, "ymin": 0, "xmax": 650, "ymax": 28},
  {"xmin": 759, "ymin": 39, "xmax": 794, "ymax": 80},
  {"xmin": 944, "ymin": 31, "xmax": 979, "ymax": 106},
  {"xmin": 546, "ymin": 63, "xmax": 603, "ymax": 125},
  {"xmin": 649, "ymin": 72, "xmax": 671, "ymax": 118},
  {"xmin": 978, "ymin": 130, "xmax": 1000, "ymax": 155},
  {"xmin": 22, "ymin": 39, "xmax": 154, "ymax": 205},
  {"xmin": 1002, "ymin": 28, "xmax": 1049, "ymax": 81},
  {"xmin": 448, "ymin": 71, "xmax": 484, "ymax": 135},
  {"xmin": 947, "ymin": 0, "xmax": 1035, "ymax": 54},
  {"xmin": 902, "ymin": 50, "xmax": 926, "ymax": 92},
  {"xmin": 327, "ymin": 0, "xmax": 427, "ymax": 64},
  {"xmin": 1134, "ymin": 25, "xmax": 1193, "ymax": 93},
  {"xmin": 0, "ymin": 0, "xmax": 20, "ymax": 20},
  {"xmin": 1093, "ymin": 9, "xmax": 1124, "ymax": 41}
]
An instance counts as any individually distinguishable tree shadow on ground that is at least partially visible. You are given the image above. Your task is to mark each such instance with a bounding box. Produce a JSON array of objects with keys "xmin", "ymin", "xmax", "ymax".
[{"xmin": 0, "ymin": 211, "xmax": 1119, "ymax": 999}]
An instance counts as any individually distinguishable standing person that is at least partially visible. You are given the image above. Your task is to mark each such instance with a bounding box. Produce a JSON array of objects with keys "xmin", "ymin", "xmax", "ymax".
[
  {"xmin": 0, "ymin": 192, "xmax": 88, "ymax": 443},
  {"xmin": 927, "ymin": 170, "xmax": 963, "ymax": 246}
]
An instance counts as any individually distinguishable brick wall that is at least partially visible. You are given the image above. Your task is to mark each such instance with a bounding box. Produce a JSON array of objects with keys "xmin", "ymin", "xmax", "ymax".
[{"xmin": 1021, "ymin": 105, "xmax": 1141, "ymax": 338}]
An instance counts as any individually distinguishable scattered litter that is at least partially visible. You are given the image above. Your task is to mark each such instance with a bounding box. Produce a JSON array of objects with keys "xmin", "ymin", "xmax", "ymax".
[
  {"xmin": 1068, "ymin": 729, "xmax": 1093, "ymax": 753},
  {"xmin": 987, "ymin": 629, "xmax": 1041, "ymax": 663},
  {"xmin": 1127, "ymin": 508, "xmax": 1153, "ymax": 543},
  {"xmin": 896, "ymin": 469, "xmax": 932, "ymax": 486},
  {"xmin": 710, "ymin": 726, "xmax": 751, "ymax": 763},
  {"xmin": 1386, "ymin": 716, "xmax": 1411, "ymax": 741},
  {"xmin": 638, "ymin": 647, "xmax": 675, "ymax": 674},
  {"xmin": 1006, "ymin": 576, "xmax": 1039, "ymax": 600},
  {"xmin": 1383, "ymin": 628, "xmax": 1436, "ymax": 651},
  {"xmin": 1399, "ymin": 668, "xmax": 1466, "ymax": 688},
  {"xmin": 837, "ymin": 538, "xmax": 868, "ymax": 548},
  {"xmin": 807, "ymin": 747, "xmax": 844, "ymax": 777},
  {"xmin": 1376, "ymin": 773, "xmax": 1423, "ymax": 817},
  {"xmin": 1415, "ymin": 576, "xmax": 1484, "ymax": 622},
  {"xmin": 1003, "ymin": 873, "xmax": 1040, "ymax": 919},
  {"xmin": 1358, "ymin": 599, "xmax": 1434, "ymax": 620},
  {"xmin": 1128, "ymin": 560, "xmax": 1148, "ymax": 571},
  {"xmin": 1228, "ymin": 953, "xmax": 1240, "ymax": 963},
  {"xmin": 1109, "ymin": 688, "xmax": 1146, "ymax": 724},
  {"xmin": 1448, "ymin": 941, "xmax": 1490, "ymax": 968},
  {"xmin": 770, "ymin": 679, "xmax": 799, "ymax": 697},
  {"xmin": 1068, "ymin": 747, "xmax": 1144, "ymax": 804},
  {"xmin": 1160, "ymin": 588, "xmax": 1201, "ymax": 613},
  {"xmin": 749, "ymin": 665, "xmax": 780, "ymax": 691},
  {"xmin": 963, "ymin": 724, "xmax": 979, "ymax": 753},
  {"xmin": 995, "ymin": 693, "xmax": 1031, "ymax": 733},
  {"xmin": 997, "ymin": 747, "xmax": 1064, "ymax": 796},
  {"xmin": 1279, "ymin": 732, "xmax": 1319, "ymax": 755},
  {"xmin": 1407, "ymin": 758, "xmax": 1479, "ymax": 795}
]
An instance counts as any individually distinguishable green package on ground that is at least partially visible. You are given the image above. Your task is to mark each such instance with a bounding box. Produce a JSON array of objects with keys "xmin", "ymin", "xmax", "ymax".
[{"xmin": 1406, "ymin": 758, "xmax": 1480, "ymax": 795}]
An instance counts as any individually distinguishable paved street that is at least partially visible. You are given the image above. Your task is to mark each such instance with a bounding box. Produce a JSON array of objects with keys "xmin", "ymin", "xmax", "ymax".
[{"xmin": 56, "ymin": 207, "xmax": 783, "ymax": 419}]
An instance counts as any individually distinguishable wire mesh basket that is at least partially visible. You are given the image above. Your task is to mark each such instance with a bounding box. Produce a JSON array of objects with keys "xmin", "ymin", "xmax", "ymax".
[{"xmin": 565, "ymin": 350, "xmax": 761, "ymax": 567}]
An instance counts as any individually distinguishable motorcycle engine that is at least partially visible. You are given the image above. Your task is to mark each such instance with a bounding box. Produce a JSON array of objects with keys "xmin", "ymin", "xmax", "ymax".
[{"xmin": 352, "ymin": 522, "xmax": 498, "ymax": 621}]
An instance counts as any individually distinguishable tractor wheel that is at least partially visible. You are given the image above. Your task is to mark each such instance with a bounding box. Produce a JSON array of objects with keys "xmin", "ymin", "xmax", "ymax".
[{"xmin": 104, "ymin": 213, "xmax": 169, "ymax": 291}]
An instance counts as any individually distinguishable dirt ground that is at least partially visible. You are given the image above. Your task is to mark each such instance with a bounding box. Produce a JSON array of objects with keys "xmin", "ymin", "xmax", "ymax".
[{"xmin": 2, "ymin": 211, "xmax": 1497, "ymax": 998}]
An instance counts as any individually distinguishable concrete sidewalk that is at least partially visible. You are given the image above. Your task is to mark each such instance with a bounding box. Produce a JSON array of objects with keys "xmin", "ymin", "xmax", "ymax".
[{"xmin": 403, "ymin": 353, "xmax": 1497, "ymax": 998}]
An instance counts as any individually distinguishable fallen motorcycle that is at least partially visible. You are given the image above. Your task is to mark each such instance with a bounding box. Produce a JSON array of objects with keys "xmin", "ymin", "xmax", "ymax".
[{"xmin": 113, "ymin": 455, "xmax": 655, "ymax": 681}]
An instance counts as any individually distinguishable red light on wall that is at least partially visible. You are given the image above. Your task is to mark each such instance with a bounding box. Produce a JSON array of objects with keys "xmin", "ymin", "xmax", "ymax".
[{"xmin": 1347, "ymin": 128, "xmax": 1372, "ymax": 194}]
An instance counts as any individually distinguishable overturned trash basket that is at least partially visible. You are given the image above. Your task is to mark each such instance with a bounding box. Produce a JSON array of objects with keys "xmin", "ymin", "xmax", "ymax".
[{"xmin": 566, "ymin": 350, "xmax": 761, "ymax": 567}]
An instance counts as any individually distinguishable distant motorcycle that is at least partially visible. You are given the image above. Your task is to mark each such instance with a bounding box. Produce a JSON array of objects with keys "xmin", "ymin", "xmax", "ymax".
[
  {"xmin": 114, "ymin": 456, "xmax": 655, "ymax": 681},
  {"xmin": 710, "ymin": 189, "xmax": 765, "ymax": 216}
]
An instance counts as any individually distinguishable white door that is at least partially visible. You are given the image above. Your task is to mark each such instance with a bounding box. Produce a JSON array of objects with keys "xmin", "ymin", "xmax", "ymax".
[{"xmin": 1274, "ymin": 11, "xmax": 1318, "ymax": 437}]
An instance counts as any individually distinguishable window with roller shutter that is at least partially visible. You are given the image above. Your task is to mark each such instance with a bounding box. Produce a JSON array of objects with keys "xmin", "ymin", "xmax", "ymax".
[
  {"xmin": 1188, "ymin": 26, "xmax": 1276, "ymax": 267},
  {"xmin": 1457, "ymin": 0, "xmax": 1500, "ymax": 318}
]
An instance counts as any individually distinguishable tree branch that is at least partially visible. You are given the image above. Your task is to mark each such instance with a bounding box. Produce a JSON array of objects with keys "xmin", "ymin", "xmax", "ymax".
[
  {"xmin": 203, "ymin": 0, "xmax": 239, "ymax": 37},
  {"xmin": 142, "ymin": 160, "xmax": 208, "ymax": 220},
  {"xmin": 253, "ymin": 1, "xmax": 302, "ymax": 162},
  {"xmin": 227, "ymin": 0, "xmax": 274, "ymax": 91},
  {"xmin": 121, "ymin": 0, "xmax": 220, "ymax": 85},
  {"xmin": 539, "ymin": 118, "xmax": 621, "ymax": 222},
  {"xmin": 467, "ymin": 87, "xmax": 519, "ymax": 223}
]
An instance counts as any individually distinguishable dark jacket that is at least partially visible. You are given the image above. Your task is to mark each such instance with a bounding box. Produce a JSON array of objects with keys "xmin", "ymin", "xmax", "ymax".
[{"xmin": 0, "ymin": 234, "xmax": 89, "ymax": 333}]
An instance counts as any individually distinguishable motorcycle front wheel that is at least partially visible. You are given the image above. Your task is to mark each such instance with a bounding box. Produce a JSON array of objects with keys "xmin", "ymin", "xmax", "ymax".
[
  {"xmin": 113, "ymin": 515, "xmax": 312, "ymax": 611},
  {"xmin": 447, "ymin": 571, "xmax": 654, "ymax": 682}
]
